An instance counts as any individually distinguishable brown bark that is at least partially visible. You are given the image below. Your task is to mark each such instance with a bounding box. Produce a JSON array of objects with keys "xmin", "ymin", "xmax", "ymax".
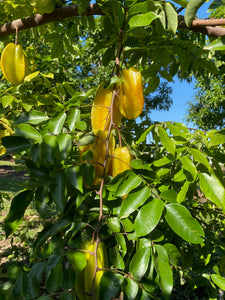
[
  {"xmin": 0, "ymin": 3, "xmax": 225, "ymax": 39},
  {"xmin": 0, "ymin": 3, "xmax": 103, "ymax": 38},
  {"xmin": 178, "ymin": 16, "xmax": 225, "ymax": 37}
]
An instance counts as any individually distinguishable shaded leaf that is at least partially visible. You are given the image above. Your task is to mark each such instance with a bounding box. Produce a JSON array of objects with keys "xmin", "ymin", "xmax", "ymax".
[
  {"xmin": 99, "ymin": 272, "xmax": 124, "ymax": 300},
  {"xmin": 1, "ymin": 136, "xmax": 30, "ymax": 153},
  {"xmin": 4, "ymin": 190, "xmax": 33, "ymax": 237}
]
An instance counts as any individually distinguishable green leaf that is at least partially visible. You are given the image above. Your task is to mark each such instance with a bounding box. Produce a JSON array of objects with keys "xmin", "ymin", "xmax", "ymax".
[
  {"xmin": 108, "ymin": 217, "xmax": 121, "ymax": 233},
  {"xmin": 21, "ymin": 272, "xmax": 39, "ymax": 299},
  {"xmin": 78, "ymin": 0, "xmax": 90, "ymax": 14},
  {"xmin": 15, "ymin": 124, "xmax": 41, "ymax": 141},
  {"xmin": 67, "ymin": 108, "xmax": 87, "ymax": 131},
  {"xmin": 153, "ymin": 155, "xmax": 172, "ymax": 167},
  {"xmin": 78, "ymin": 133, "xmax": 95, "ymax": 146},
  {"xmin": 99, "ymin": 272, "xmax": 124, "ymax": 300},
  {"xmin": 128, "ymin": 11, "xmax": 159, "ymax": 29},
  {"xmin": 154, "ymin": 244, "xmax": 173, "ymax": 299},
  {"xmin": 66, "ymin": 166, "xmax": 83, "ymax": 193},
  {"xmin": 210, "ymin": 130, "xmax": 225, "ymax": 146},
  {"xmin": 165, "ymin": 203, "xmax": 204, "ymax": 244},
  {"xmin": 164, "ymin": 3, "xmax": 178, "ymax": 34},
  {"xmin": 135, "ymin": 125, "xmax": 155, "ymax": 146},
  {"xmin": 167, "ymin": 123, "xmax": 187, "ymax": 139},
  {"xmin": 177, "ymin": 180, "xmax": 190, "ymax": 203},
  {"xmin": 57, "ymin": 133, "xmax": 72, "ymax": 161},
  {"xmin": 1, "ymin": 136, "xmax": 30, "ymax": 153},
  {"xmin": 128, "ymin": 2, "xmax": 149, "ymax": 15},
  {"xmin": 51, "ymin": 173, "xmax": 67, "ymax": 212},
  {"xmin": 48, "ymin": 112, "xmax": 67, "ymax": 134},
  {"xmin": 41, "ymin": 134, "xmax": 57, "ymax": 167},
  {"xmin": 199, "ymin": 173, "xmax": 225, "ymax": 211},
  {"xmin": 66, "ymin": 251, "xmax": 87, "ymax": 272},
  {"xmin": 102, "ymin": 46, "xmax": 115, "ymax": 66},
  {"xmin": 51, "ymin": 40, "xmax": 64, "ymax": 59},
  {"xmin": 15, "ymin": 110, "xmax": 49, "ymax": 125},
  {"xmin": 171, "ymin": 0, "xmax": 188, "ymax": 7},
  {"xmin": 120, "ymin": 186, "xmax": 151, "ymax": 217},
  {"xmin": 4, "ymin": 190, "xmax": 33, "ymax": 237},
  {"xmin": 205, "ymin": 36, "xmax": 225, "ymax": 51},
  {"xmin": 24, "ymin": 71, "xmax": 40, "ymax": 82},
  {"xmin": 1, "ymin": 95, "xmax": 14, "ymax": 108},
  {"xmin": 146, "ymin": 76, "xmax": 160, "ymax": 93},
  {"xmin": 158, "ymin": 126, "xmax": 176, "ymax": 155},
  {"xmin": 62, "ymin": 269, "xmax": 76, "ymax": 290},
  {"xmin": 173, "ymin": 169, "xmax": 186, "ymax": 182},
  {"xmin": 134, "ymin": 198, "xmax": 164, "ymax": 237},
  {"xmin": 184, "ymin": 0, "xmax": 206, "ymax": 27},
  {"xmin": 163, "ymin": 243, "xmax": 181, "ymax": 267},
  {"xmin": 188, "ymin": 148, "xmax": 211, "ymax": 172},
  {"xmin": 109, "ymin": 247, "xmax": 125, "ymax": 270},
  {"xmin": 211, "ymin": 274, "xmax": 225, "ymax": 290},
  {"xmin": 114, "ymin": 170, "xmax": 143, "ymax": 197},
  {"xmin": 46, "ymin": 263, "xmax": 63, "ymax": 292},
  {"xmin": 179, "ymin": 156, "xmax": 198, "ymax": 181},
  {"xmin": 34, "ymin": 219, "xmax": 71, "ymax": 248},
  {"xmin": 160, "ymin": 190, "xmax": 177, "ymax": 203},
  {"xmin": 122, "ymin": 278, "xmax": 139, "ymax": 300},
  {"xmin": 129, "ymin": 247, "xmax": 151, "ymax": 280}
]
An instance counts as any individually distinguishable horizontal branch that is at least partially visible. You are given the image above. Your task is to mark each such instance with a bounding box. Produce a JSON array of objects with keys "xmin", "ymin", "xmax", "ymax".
[
  {"xmin": 0, "ymin": 3, "xmax": 225, "ymax": 39},
  {"xmin": 0, "ymin": 3, "xmax": 103, "ymax": 38},
  {"xmin": 178, "ymin": 16, "xmax": 225, "ymax": 37}
]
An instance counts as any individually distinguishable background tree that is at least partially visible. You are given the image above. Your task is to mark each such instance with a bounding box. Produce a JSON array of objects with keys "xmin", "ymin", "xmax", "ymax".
[{"xmin": 0, "ymin": 1, "xmax": 225, "ymax": 300}]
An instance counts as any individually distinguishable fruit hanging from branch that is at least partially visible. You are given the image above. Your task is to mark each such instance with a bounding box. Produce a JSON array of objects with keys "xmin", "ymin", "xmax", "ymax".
[
  {"xmin": 79, "ymin": 130, "xmax": 115, "ymax": 185},
  {"xmin": 112, "ymin": 146, "xmax": 133, "ymax": 177},
  {"xmin": 119, "ymin": 67, "xmax": 144, "ymax": 120},
  {"xmin": 91, "ymin": 83, "xmax": 123, "ymax": 131},
  {"xmin": 0, "ymin": 43, "xmax": 29, "ymax": 85},
  {"xmin": 74, "ymin": 241, "xmax": 108, "ymax": 300}
]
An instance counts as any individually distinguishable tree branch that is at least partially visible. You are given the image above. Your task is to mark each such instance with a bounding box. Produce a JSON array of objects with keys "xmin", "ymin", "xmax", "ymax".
[
  {"xmin": 178, "ymin": 16, "xmax": 225, "ymax": 37},
  {"xmin": 0, "ymin": 3, "xmax": 103, "ymax": 38},
  {"xmin": 1, "ymin": 4, "xmax": 225, "ymax": 39}
]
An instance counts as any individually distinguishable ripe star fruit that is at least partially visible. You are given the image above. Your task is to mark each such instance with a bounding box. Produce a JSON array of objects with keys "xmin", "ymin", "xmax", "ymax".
[
  {"xmin": 91, "ymin": 83, "xmax": 123, "ymax": 130},
  {"xmin": 74, "ymin": 241, "xmax": 108, "ymax": 300},
  {"xmin": 30, "ymin": 0, "xmax": 56, "ymax": 14},
  {"xmin": 0, "ymin": 43, "xmax": 29, "ymax": 85},
  {"xmin": 79, "ymin": 130, "xmax": 115, "ymax": 185},
  {"xmin": 119, "ymin": 67, "xmax": 144, "ymax": 120},
  {"xmin": 112, "ymin": 147, "xmax": 133, "ymax": 177}
]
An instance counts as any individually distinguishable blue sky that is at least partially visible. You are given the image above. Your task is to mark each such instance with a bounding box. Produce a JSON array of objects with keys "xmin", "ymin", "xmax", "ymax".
[{"xmin": 150, "ymin": 2, "xmax": 212, "ymax": 127}]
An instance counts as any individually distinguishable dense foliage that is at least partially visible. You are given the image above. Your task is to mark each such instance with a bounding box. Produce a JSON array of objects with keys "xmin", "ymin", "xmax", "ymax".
[{"xmin": 0, "ymin": 0, "xmax": 225, "ymax": 299}]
